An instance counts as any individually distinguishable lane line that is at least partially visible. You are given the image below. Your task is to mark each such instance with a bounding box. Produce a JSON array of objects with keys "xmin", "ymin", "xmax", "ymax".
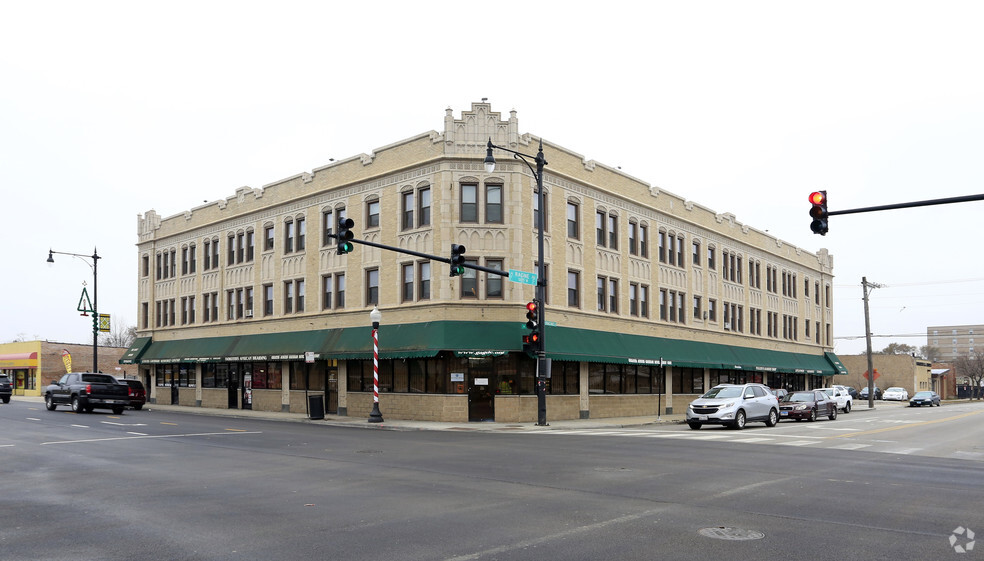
[{"xmin": 40, "ymin": 431, "xmax": 262, "ymax": 446}]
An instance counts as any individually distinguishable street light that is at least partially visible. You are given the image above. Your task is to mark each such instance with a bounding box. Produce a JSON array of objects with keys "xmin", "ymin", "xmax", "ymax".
[
  {"xmin": 47, "ymin": 248, "xmax": 101, "ymax": 373},
  {"xmin": 368, "ymin": 306, "xmax": 384, "ymax": 423},
  {"xmin": 485, "ymin": 137, "xmax": 549, "ymax": 426}
]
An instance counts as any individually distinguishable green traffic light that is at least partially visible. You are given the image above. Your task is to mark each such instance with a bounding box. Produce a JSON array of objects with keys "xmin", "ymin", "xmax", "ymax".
[
  {"xmin": 450, "ymin": 265, "xmax": 464, "ymax": 277},
  {"xmin": 338, "ymin": 241, "xmax": 353, "ymax": 254}
]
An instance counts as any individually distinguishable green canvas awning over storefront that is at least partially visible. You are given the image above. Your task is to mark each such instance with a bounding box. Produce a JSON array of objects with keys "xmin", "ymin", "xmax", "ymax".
[
  {"xmin": 119, "ymin": 336, "xmax": 153, "ymax": 364},
  {"xmin": 129, "ymin": 321, "xmax": 842, "ymax": 376}
]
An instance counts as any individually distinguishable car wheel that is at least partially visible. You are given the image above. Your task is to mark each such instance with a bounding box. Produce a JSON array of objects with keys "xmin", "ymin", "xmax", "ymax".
[
  {"xmin": 829, "ymin": 407, "xmax": 837, "ymax": 421},
  {"xmin": 112, "ymin": 406, "xmax": 124, "ymax": 415},
  {"xmin": 45, "ymin": 395, "xmax": 57, "ymax": 411},
  {"xmin": 808, "ymin": 408, "xmax": 817, "ymax": 422},
  {"xmin": 133, "ymin": 404, "xmax": 143, "ymax": 411},
  {"xmin": 765, "ymin": 408, "xmax": 778, "ymax": 427},
  {"xmin": 844, "ymin": 402, "xmax": 851, "ymax": 414},
  {"xmin": 71, "ymin": 396, "xmax": 85, "ymax": 413},
  {"xmin": 731, "ymin": 410, "xmax": 746, "ymax": 430},
  {"xmin": 2, "ymin": 396, "xmax": 10, "ymax": 404},
  {"xmin": 687, "ymin": 422, "xmax": 702, "ymax": 430}
]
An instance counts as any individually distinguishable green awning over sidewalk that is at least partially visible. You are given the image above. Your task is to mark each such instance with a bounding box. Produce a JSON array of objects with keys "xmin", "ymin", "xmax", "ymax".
[
  {"xmin": 131, "ymin": 321, "xmax": 841, "ymax": 375},
  {"xmin": 119, "ymin": 336, "xmax": 153, "ymax": 364}
]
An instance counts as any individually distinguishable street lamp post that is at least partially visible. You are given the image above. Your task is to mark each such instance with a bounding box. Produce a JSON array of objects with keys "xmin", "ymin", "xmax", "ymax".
[
  {"xmin": 485, "ymin": 138, "xmax": 549, "ymax": 426},
  {"xmin": 47, "ymin": 248, "xmax": 101, "ymax": 373},
  {"xmin": 368, "ymin": 306, "xmax": 384, "ymax": 423}
]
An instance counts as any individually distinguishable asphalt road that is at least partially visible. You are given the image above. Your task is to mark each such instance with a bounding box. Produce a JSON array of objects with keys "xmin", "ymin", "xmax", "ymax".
[{"xmin": 2, "ymin": 399, "xmax": 982, "ymax": 561}]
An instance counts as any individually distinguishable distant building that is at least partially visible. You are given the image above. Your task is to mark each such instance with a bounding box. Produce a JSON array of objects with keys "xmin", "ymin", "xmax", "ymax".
[
  {"xmin": 836, "ymin": 354, "xmax": 933, "ymax": 397},
  {"xmin": 927, "ymin": 324, "xmax": 983, "ymax": 362},
  {"xmin": 126, "ymin": 101, "xmax": 843, "ymax": 422},
  {"xmin": 0, "ymin": 341, "xmax": 129, "ymax": 397}
]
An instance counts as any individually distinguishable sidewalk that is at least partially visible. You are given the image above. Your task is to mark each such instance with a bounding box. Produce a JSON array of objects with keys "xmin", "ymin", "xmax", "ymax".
[{"xmin": 13, "ymin": 395, "xmax": 892, "ymax": 433}]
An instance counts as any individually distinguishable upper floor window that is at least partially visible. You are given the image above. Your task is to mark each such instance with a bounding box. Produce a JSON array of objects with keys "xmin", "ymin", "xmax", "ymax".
[
  {"xmin": 264, "ymin": 225, "xmax": 274, "ymax": 251},
  {"xmin": 401, "ymin": 191, "xmax": 414, "ymax": 231},
  {"xmin": 596, "ymin": 210, "xmax": 607, "ymax": 247},
  {"xmin": 366, "ymin": 269, "xmax": 379, "ymax": 306},
  {"xmin": 485, "ymin": 184, "xmax": 502, "ymax": 224},
  {"xmin": 628, "ymin": 222, "xmax": 638, "ymax": 255},
  {"xmin": 367, "ymin": 200, "xmax": 380, "ymax": 229},
  {"xmin": 284, "ymin": 220, "xmax": 295, "ymax": 253},
  {"xmin": 418, "ymin": 187, "xmax": 431, "ymax": 227},
  {"xmin": 567, "ymin": 270, "xmax": 581, "ymax": 307},
  {"xmin": 707, "ymin": 246, "xmax": 716, "ymax": 270},
  {"xmin": 567, "ymin": 202, "xmax": 579, "ymax": 239},
  {"xmin": 608, "ymin": 214, "xmax": 618, "ymax": 250},
  {"xmin": 296, "ymin": 217, "xmax": 306, "ymax": 251},
  {"xmin": 485, "ymin": 259, "xmax": 503, "ymax": 298},
  {"xmin": 245, "ymin": 231, "xmax": 254, "ymax": 262},
  {"xmin": 692, "ymin": 240, "xmax": 701, "ymax": 267},
  {"xmin": 461, "ymin": 184, "xmax": 478, "ymax": 222},
  {"xmin": 639, "ymin": 224, "xmax": 648, "ymax": 258}
]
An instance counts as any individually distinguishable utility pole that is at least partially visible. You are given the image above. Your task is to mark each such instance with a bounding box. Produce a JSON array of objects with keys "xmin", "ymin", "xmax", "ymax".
[{"xmin": 862, "ymin": 277, "xmax": 883, "ymax": 408}]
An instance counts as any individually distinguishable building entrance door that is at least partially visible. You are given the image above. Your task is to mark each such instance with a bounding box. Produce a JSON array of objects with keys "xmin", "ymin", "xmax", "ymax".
[
  {"xmin": 227, "ymin": 371, "xmax": 238, "ymax": 409},
  {"xmin": 468, "ymin": 376, "xmax": 494, "ymax": 422}
]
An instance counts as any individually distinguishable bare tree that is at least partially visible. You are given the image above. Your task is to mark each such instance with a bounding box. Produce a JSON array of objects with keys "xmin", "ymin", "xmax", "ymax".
[
  {"xmin": 101, "ymin": 319, "xmax": 136, "ymax": 348},
  {"xmin": 920, "ymin": 345, "xmax": 941, "ymax": 361},
  {"xmin": 879, "ymin": 342, "xmax": 917, "ymax": 355},
  {"xmin": 954, "ymin": 350, "xmax": 984, "ymax": 400}
]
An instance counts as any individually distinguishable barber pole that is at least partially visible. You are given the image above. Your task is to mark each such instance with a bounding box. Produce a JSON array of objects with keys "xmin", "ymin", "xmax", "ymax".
[{"xmin": 368, "ymin": 307, "xmax": 384, "ymax": 423}]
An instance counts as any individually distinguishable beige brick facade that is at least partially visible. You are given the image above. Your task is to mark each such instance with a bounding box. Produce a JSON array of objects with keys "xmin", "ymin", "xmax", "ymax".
[{"xmin": 131, "ymin": 102, "xmax": 838, "ymax": 422}]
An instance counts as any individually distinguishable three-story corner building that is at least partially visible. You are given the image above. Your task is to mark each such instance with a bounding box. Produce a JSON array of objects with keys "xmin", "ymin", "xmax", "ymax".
[{"xmin": 123, "ymin": 101, "xmax": 846, "ymax": 422}]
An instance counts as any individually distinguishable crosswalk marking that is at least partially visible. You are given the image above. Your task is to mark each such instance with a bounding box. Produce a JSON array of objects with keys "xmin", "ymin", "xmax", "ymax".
[{"xmin": 828, "ymin": 443, "xmax": 871, "ymax": 450}]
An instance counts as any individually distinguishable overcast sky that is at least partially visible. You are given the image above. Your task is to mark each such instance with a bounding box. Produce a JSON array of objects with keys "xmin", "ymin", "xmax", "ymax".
[{"xmin": 2, "ymin": 1, "xmax": 982, "ymax": 357}]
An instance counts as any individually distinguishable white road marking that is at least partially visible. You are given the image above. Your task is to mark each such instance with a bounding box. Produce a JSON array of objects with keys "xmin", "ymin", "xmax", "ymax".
[
  {"xmin": 126, "ymin": 432, "xmax": 148, "ymax": 436},
  {"xmin": 775, "ymin": 440, "xmax": 815, "ymax": 446},
  {"xmin": 828, "ymin": 443, "xmax": 871, "ymax": 450},
  {"xmin": 101, "ymin": 422, "xmax": 147, "ymax": 427},
  {"xmin": 26, "ymin": 417, "xmax": 40, "ymax": 421},
  {"xmin": 40, "ymin": 431, "xmax": 262, "ymax": 446},
  {"xmin": 70, "ymin": 424, "xmax": 89, "ymax": 429}
]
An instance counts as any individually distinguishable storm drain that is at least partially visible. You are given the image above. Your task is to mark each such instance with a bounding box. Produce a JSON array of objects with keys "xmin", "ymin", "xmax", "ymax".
[{"xmin": 698, "ymin": 527, "xmax": 765, "ymax": 541}]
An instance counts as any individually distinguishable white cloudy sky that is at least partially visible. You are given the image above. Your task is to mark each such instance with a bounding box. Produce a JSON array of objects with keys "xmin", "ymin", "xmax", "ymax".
[{"xmin": 2, "ymin": 1, "xmax": 982, "ymax": 357}]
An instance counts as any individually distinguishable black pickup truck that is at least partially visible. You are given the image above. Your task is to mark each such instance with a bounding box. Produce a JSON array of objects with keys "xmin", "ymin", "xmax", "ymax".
[{"xmin": 44, "ymin": 372, "xmax": 130, "ymax": 414}]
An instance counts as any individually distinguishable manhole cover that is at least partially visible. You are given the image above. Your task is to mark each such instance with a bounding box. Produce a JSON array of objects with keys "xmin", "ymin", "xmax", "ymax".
[{"xmin": 698, "ymin": 527, "xmax": 765, "ymax": 541}]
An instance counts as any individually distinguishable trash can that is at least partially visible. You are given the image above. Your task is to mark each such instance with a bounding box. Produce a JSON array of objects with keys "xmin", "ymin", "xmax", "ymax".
[{"xmin": 308, "ymin": 394, "xmax": 325, "ymax": 420}]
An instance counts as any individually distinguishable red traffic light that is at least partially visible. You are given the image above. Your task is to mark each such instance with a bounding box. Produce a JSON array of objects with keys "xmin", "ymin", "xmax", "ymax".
[
  {"xmin": 526, "ymin": 301, "xmax": 537, "ymax": 313},
  {"xmin": 809, "ymin": 191, "xmax": 826, "ymax": 205}
]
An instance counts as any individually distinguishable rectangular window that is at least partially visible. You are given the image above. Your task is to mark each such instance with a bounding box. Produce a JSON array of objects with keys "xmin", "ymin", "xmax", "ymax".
[
  {"xmin": 676, "ymin": 236, "xmax": 684, "ymax": 267},
  {"xmin": 170, "ymin": 250, "xmax": 176, "ymax": 277},
  {"xmin": 402, "ymin": 263, "xmax": 414, "ymax": 302},
  {"xmin": 418, "ymin": 188, "xmax": 431, "ymax": 226},
  {"xmin": 142, "ymin": 302, "xmax": 149, "ymax": 329},
  {"xmin": 181, "ymin": 248, "xmax": 189, "ymax": 275},
  {"xmin": 567, "ymin": 202, "xmax": 579, "ymax": 239},
  {"xmin": 366, "ymin": 269, "xmax": 379, "ymax": 306},
  {"xmin": 297, "ymin": 218, "xmax": 306, "ymax": 251},
  {"xmin": 629, "ymin": 283, "xmax": 638, "ymax": 316},
  {"xmin": 419, "ymin": 262, "xmax": 430, "ymax": 300},
  {"xmin": 322, "ymin": 275, "xmax": 333, "ymax": 310},
  {"xmin": 202, "ymin": 242, "xmax": 210, "ymax": 270},
  {"xmin": 567, "ymin": 270, "xmax": 580, "ymax": 307},
  {"xmin": 667, "ymin": 234, "xmax": 676, "ymax": 266},
  {"xmin": 402, "ymin": 192, "xmax": 414, "ymax": 230},
  {"xmin": 367, "ymin": 201, "xmax": 380, "ymax": 228},
  {"xmin": 659, "ymin": 289, "xmax": 667, "ymax": 321},
  {"xmin": 202, "ymin": 294, "xmax": 210, "ymax": 323},
  {"xmin": 708, "ymin": 299, "xmax": 717, "ymax": 321},
  {"xmin": 485, "ymin": 184, "xmax": 502, "ymax": 223},
  {"xmin": 628, "ymin": 222, "xmax": 637, "ymax": 255},
  {"xmin": 336, "ymin": 274, "xmax": 346, "ymax": 308},
  {"xmin": 597, "ymin": 276, "xmax": 606, "ymax": 311},
  {"xmin": 639, "ymin": 224, "xmax": 648, "ymax": 258},
  {"xmin": 297, "ymin": 279, "xmax": 305, "ymax": 312},
  {"xmin": 236, "ymin": 232, "xmax": 245, "ymax": 263},
  {"xmin": 264, "ymin": 284, "xmax": 274, "ymax": 316},
  {"xmin": 265, "ymin": 225, "xmax": 275, "ymax": 251},
  {"xmin": 227, "ymin": 289, "xmax": 236, "ymax": 320},
  {"xmin": 608, "ymin": 278, "xmax": 618, "ymax": 313},
  {"xmin": 658, "ymin": 231, "xmax": 666, "ymax": 263},
  {"xmin": 486, "ymin": 259, "xmax": 503, "ymax": 298},
  {"xmin": 228, "ymin": 236, "xmax": 236, "ymax": 265},
  {"xmin": 236, "ymin": 288, "xmax": 244, "ymax": 319},
  {"xmin": 322, "ymin": 209, "xmax": 334, "ymax": 246},
  {"xmin": 461, "ymin": 261, "xmax": 478, "ymax": 298},
  {"xmin": 461, "ymin": 184, "xmax": 478, "ymax": 222},
  {"xmin": 181, "ymin": 297, "xmax": 188, "ymax": 325},
  {"xmin": 692, "ymin": 241, "xmax": 701, "ymax": 267},
  {"xmin": 596, "ymin": 211, "xmax": 606, "ymax": 246},
  {"xmin": 142, "ymin": 255, "xmax": 150, "ymax": 278},
  {"xmin": 640, "ymin": 285, "xmax": 649, "ymax": 318},
  {"xmin": 693, "ymin": 295, "xmax": 702, "ymax": 320},
  {"xmin": 246, "ymin": 231, "xmax": 254, "ymax": 262},
  {"xmin": 608, "ymin": 215, "xmax": 618, "ymax": 249},
  {"xmin": 285, "ymin": 221, "xmax": 295, "ymax": 253},
  {"xmin": 245, "ymin": 288, "xmax": 252, "ymax": 317},
  {"xmin": 707, "ymin": 247, "xmax": 716, "ymax": 270},
  {"xmin": 284, "ymin": 280, "xmax": 294, "ymax": 314}
]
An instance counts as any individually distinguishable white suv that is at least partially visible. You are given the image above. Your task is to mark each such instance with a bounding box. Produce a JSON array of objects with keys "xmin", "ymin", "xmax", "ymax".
[
  {"xmin": 686, "ymin": 383, "xmax": 779, "ymax": 430},
  {"xmin": 819, "ymin": 385, "xmax": 853, "ymax": 413}
]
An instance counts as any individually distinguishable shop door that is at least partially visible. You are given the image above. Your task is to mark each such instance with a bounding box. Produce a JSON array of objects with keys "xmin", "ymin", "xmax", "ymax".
[
  {"xmin": 326, "ymin": 370, "xmax": 338, "ymax": 414},
  {"xmin": 227, "ymin": 372, "xmax": 239, "ymax": 409},
  {"xmin": 468, "ymin": 376, "xmax": 494, "ymax": 422},
  {"xmin": 241, "ymin": 372, "xmax": 253, "ymax": 410},
  {"xmin": 170, "ymin": 381, "xmax": 178, "ymax": 405}
]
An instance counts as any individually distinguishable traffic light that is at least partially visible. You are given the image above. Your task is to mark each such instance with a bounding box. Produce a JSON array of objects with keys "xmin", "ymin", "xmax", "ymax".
[
  {"xmin": 809, "ymin": 191, "xmax": 828, "ymax": 235},
  {"xmin": 337, "ymin": 217, "xmax": 355, "ymax": 254},
  {"xmin": 449, "ymin": 244, "xmax": 466, "ymax": 277},
  {"xmin": 523, "ymin": 300, "xmax": 541, "ymax": 354}
]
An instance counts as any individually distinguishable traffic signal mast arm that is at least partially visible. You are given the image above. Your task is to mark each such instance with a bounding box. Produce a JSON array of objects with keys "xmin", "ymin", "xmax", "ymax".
[
  {"xmin": 334, "ymin": 235, "xmax": 509, "ymax": 277},
  {"xmin": 826, "ymin": 193, "xmax": 984, "ymax": 216}
]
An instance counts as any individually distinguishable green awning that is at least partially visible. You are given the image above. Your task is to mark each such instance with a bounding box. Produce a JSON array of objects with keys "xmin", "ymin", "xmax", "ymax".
[
  {"xmin": 119, "ymin": 337, "xmax": 153, "ymax": 364},
  {"xmin": 824, "ymin": 352, "xmax": 849, "ymax": 375},
  {"xmin": 132, "ymin": 321, "xmax": 836, "ymax": 376}
]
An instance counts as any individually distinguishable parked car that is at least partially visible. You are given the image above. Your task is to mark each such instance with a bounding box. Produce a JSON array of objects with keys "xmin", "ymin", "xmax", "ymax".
[
  {"xmin": 909, "ymin": 391, "xmax": 941, "ymax": 407},
  {"xmin": 883, "ymin": 387, "xmax": 909, "ymax": 401},
  {"xmin": 771, "ymin": 388, "xmax": 788, "ymax": 401},
  {"xmin": 116, "ymin": 378, "xmax": 147, "ymax": 410},
  {"xmin": 859, "ymin": 386, "xmax": 882, "ymax": 400},
  {"xmin": 44, "ymin": 372, "xmax": 130, "ymax": 414},
  {"xmin": 778, "ymin": 390, "xmax": 838, "ymax": 421},
  {"xmin": 819, "ymin": 386, "xmax": 853, "ymax": 413},
  {"xmin": 686, "ymin": 383, "xmax": 779, "ymax": 430},
  {"xmin": 0, "ymin": 374, "xmax": 12, "ymax": 404},
  {"xmin": 843, "ymin": 386, "xmax": 860, "ymax": 401}
]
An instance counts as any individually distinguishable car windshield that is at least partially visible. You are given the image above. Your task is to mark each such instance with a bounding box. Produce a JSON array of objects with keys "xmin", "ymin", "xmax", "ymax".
[
  {"xmin": 701, "ymin": 386, "xmax": 743, "ymax": 399},
  {"xmin": 886, "ymin": 387, "xmax": 903, "ymax": 392},
  {"xmin": 821, "ymin": 389, "xmax": 834, "ymax": 396},
  {"xmin": 785, "ymin": 392, "xmax": 815, "ymax": 402},
  {"xmin": 81, "ymin": 374, "xmax": 118, "ymax": 384},
  {"xmin": 913, "ymin": 392, "xmax": 933, "ymax": 398}
]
